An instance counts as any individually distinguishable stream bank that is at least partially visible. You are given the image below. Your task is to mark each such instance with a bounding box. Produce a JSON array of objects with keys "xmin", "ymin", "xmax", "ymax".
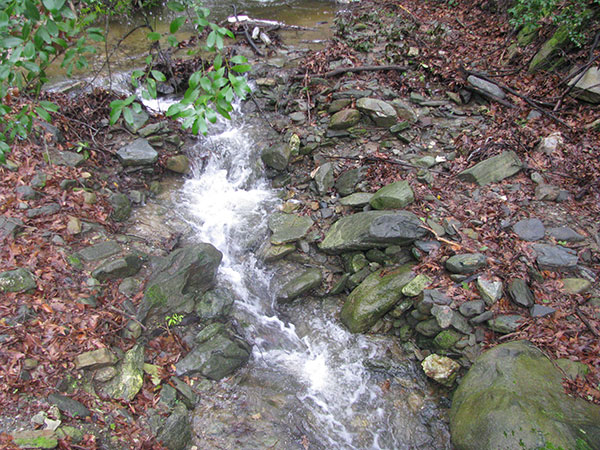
[{"xmin": 2, "ymin": 0, "xmax": 600, "ymax": 449}]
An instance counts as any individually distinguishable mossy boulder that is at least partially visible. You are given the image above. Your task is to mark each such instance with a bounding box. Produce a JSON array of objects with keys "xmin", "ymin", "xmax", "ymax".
[
  {"xmin": 369, "ymin": 180, "xmax": 414, "ymax": 209},
  {"xmin": 341, "ymin": 265, "xmax": 414, "ymax": 333},
  {"xmin": 0, "ymin": 268, "xmax": 36, "ymax": 293},
  {"xmin": 450, "ymin": 340, "xmax": 600, "ymax": 449}
]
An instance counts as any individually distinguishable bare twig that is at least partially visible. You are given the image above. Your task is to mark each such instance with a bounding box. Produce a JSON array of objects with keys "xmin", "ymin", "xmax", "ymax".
[
  {"xmin": 324, "ymin": 154, "xmax": 451, "ymax": 175},
  {"xmin": 108, "ymin": 306, "xmax": 147, "ymax": 331},
  {"xmin": 575, "ymin": 306, "xmax": 600, "ymax": 337},
  {"xmin": 232, "ymin": 6, "xmax": 264, "ymax": 57}
]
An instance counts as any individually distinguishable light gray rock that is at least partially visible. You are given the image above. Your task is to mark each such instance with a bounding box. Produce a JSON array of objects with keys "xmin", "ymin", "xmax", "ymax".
[
  {"xmin": 196, "ymin": 288, "xmax": 235, "ymax": 320},
  {"xmin": 415, "ymin": 289, "xmax": 452, "ymax": 315},
  {"xmin": 74, "ymin": 348, "xmax": 116, "ymax": 370},
  {"xmin": 459, "ymin": 300, "xmax": 486, "ymax": 318},
  {"xmin": 329, "ymin": 109, "xmax": 361, "ymax": 129},
  {"xmin": 446, "ymin": 253, "xmax": 487, "ymax": 274},
  {"xmin": 313, "ymin": 162, "xmax": 335, "ymax": 195},
  {"xmin": 476, "ymin": 277, "xmax": 503, "ymax": 306},
  {"xmin": 547, "ymin": 226, "xmax": 585, "ymax": 242},
  {"xmin": 356, "ymin": 98, "xmax": 398, "ymax": 127},
  {"xmin": 467, "ymin": 75, "xmax": 506, "ymax": 99},
  {"xmin": 166, "ymin": 155, "xmax": 190, "ymax": 174},
  {"xmin": 101, "ymin": 345, "xmax": 144, "ymax": 402},
  {"xmin": 116, "ymin": 138, "xmax": 158, "ymax": 166},
  {"xmin": 512, "ymin": 218, "xmax": 545, "ymax": 241},
  {"xmin": 339, "ymin": 192, "xmax": 373, "ymax": 207},
  {"xmin": 531, "ymin": 243, "xmax": 578, "ymax": 271},
  {"xmin": 369, "ymin": 180, "xmax": 414, "ymax": 209},
  {"xmin": 51, "ymin": 151, "xmax": 85, "ymax": 167},
  {"xmin": 458, "ymin": 151, "xmax": 522, "ymax": 186},
  {"xmin": 0, "ymin": 216, "xmax": 24, "ymax": 239},
  {"xmin": 422, "ymin": 354, "xmax": 461, "ymax": 387},
  {"xmin": 77, "ymin": 241, "xmax": 121, "ymax": 262},
  {"xmin": 530, "ymin": 304, "xmax": 556, "ymax": 318},
  {"xmin": 569, "ymin": 66, "xmax": 600, "ymax": 103},
  {"xmin": 487, "ymin": 315, "xmax": 524, "ymax": 333}
]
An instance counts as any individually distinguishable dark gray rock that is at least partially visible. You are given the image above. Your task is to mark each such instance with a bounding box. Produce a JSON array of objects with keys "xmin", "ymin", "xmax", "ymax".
[
  {"xmin": 415, "ymin": 318, "xmax": 442, "ymax": 337},
  {"xmin": 530, "ymin": 304, "xmax": 556, "ymax": 318},
  {"xmin": 15, "ymin": 185, "xmax": 38, "ymax": 200},
  {"xmin": 459, "ymin": 300, "xmax": 486, "ymax": 318},
  {"xmin": 369, "ymin": 180, "xmax": 414, "ymax": 209},
  {"xmin": 335, "ymin": 168, "xmax": 365, "ymax": 197},
  {"xmin": 356, "ymin": 98, "xmax": 398, "ymax": 127},
  {"xmin": 47, "ymin": 393, "xmax": 90, "ymax": 418},
  {"xmin": 91, "ymin": 255, "xmax": 143, "ymax": 281},
  {"xmin": 457, "ymin": 151, "xmax": 522, "ymax": 186},
  {"xmin": 508, "ymin": 279, "xmax": 535, "ymax": 308},
  {"xmin": 531, "ymin": 243, "xmax": 578, "ymax": 271},
  {"xmin": 0, "ymin": 268, "xmax": 37, "ymax": 293},
  {"xmin": 470, "ymin": 310, "xmax": 493, "ymax": 324},
  {"xmin": 261, "ymin": 142, "xmax": 291, "ymax": 171},
  {"xmin": 157, "ymin": 404, "xmax": 192, "ymax": 450},
  {"xmin": 329, "ymin": 109, "xmax": 361, "ymax": 129},
  {"xmin": 432, "ymin": 305, "xmax": 473, "ymax": 334},
  {"xmin": 313, "ymin": 162, "xmax": 334, "ymax": 195},
  {"xmin": 445, "ymin": 253, "xmax": 487, "ymax": 274},
  {"xmin": 512, "ymin": 218, "xmax": 545, "ymax": 241},
  {"xmin": 415, "ymin": 289, "xmax": 452, "ymax": 315},
  {"xmin": 109, "ymin": 193, "xmax": 132, "ymax": 222},
  {"xmin": 368, "ymin": 212, "xmax": 427, "ymax": 244},
  {"xmin": 175, "ymin": 323, "xmax": 250, "ymax": 380},
  {"xmin": 78, "ymin": 241, "xmax": 121, "ymax": 262},
  {"xmin": 170, "ymin": 376, "xmax": 197, "ymax": 409},
  {"xmin": 277, "ymin": 268, "xmax": 323, "ymax": 303},
  {"xmin": 51, "ymin": 151, "xmax": 85, "ymax": 167},
  {"xmin": 117, "ymin": 138, "xmax": 158, "ymax": 166},
  {"xmin": 487, "ymin": 315, "xmax": 524, "ymax": 333},
  {"xmin": 0, "ymin": 216, "xmax": 24, "ymax": 239},
  {"xmin": 467, "ymin": 75, "xmax": 506, "ymax": 99},
  {"xmin": 26, "ymin": 203, "xmax": 60, "ymax": 218},
  {"xmin": 547, "ymin": 226, "xmax": 585, "ymax": 242},
  {"xmin": 30, "ymin": 173, "xmax": 46, "ymax": 189},
  {"xmin": 196, "ymin": 288, "xmax": 234, "ymax": 320},
  {"xmin": 450, "ymin": 340, "xmax": 600, "ymax": 450}
]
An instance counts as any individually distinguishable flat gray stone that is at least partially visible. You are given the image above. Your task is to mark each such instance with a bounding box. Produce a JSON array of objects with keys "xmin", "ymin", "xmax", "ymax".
[
  {"xmin": 78, "ymin": 241, "xmax": 121, "ymax": 262},
  {"xmin": 513, "ymin": 218, "xmax": 545, "ymax": 241},
  {"xmin": 26, "ymin": 203, "xmax": 60, "ymax": 218},
  {"xmin": 339, "ymin": 192, "xmax": 373, "ymax": 207},
  {"xmin": 356, "ymin": 98, "xmax": 398, "ymax": 127},
  {"xmin": 336, "ymin": 168, "xmax": 365, "ymax": 197},
  {"xmin": 276, "ymin": 268, "xmax": 323, "ymax": 303},
  {"xmin": 47, "ymin": 393, "xmax": 90, "ymax": 418},
  {"xmin": 0, "ymin": 216, "xmax": 24, "ymax": 239},
  {"xmin": 313, "ymin": 162, "xmax": 334, "ymax": 195},
  {"xmin": 369, "ymin": 180, "xmax": 414, "ymax": 209},
  {"xmin": 416, "ymin": 289, "xmax": 452, "ymax": 315},
  {"xmin": 458, "ymin": 151, "xmax": 522, "ymax": 186},
  {"xmin": 547, "ymin": 226, "xmax": 585, "ymax": 242},
  {"xmin": 476, "ymin": 277, "xmax": 503, "ymax": 306},
  {"xmin": 15, "ymin": 185, "xmax": 38, "ymax": 200},
  {"xmin": 459, "ymin": 300, "xmax": 486, "ymax": 318},
  {"xmin": 487, "ymin": 315, "xmax": 524, "ymax": 333},
  {"xmin": 268, "ymin": 213, "xmax": 314, "ymax": 245},
  {"xmin": 117, "ymin": 138, "xmax": 158, "ymax": 166},
  {"xmin": 569, "ymin": 66, "xmax": 600, "ymax": 103},
  {"xmin": 530, "ymin": 304, "xmax": 556, "ymax": 318},
  {"xmin": 74, "ymin": 348, "xmax": 116, "ymax": 370},
  {"xmin": 91, "ymin": 255, "xmax": 143, "ymax": 281},
  {"xmin": 532, "ymin": 244, "xmax": 578, "ymax": 271},
  {"xmin": 467, "ymin": 75, "xmax": 506, "ymax": 99},
  {"xmin": 508, "ymin": 279, "xmax": 535, "ymax": 308},
  {"xmin": 50, "ymin": 151, "xmax": 85, "ymax": 167},
  {"xmin": 446, "ymin": 253, "xmax": 487, "ymax": 274},
  {"xmin": 261, "ymin": 142, "xmax": 291, "ymax": 171},
  {"xmin": 416, "ymin": 318, "xmax": 442, "ymax": 337},
  {"xmin": 0, "ymin": 268, "xmax": 37, "ymax": 293},
  {"xmin": 109, "ymin": 193, "xmax": 132, "ymax": 222},
  {"xmin": 329, "ymin": 109, "xmax": 361, "ymax": 130}
]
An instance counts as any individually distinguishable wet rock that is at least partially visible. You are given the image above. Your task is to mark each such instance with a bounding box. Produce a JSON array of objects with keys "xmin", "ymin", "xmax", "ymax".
[
  {"xmin": 401, "ymin": 274, "xmax": 431, "ymax": 297},
  {"xmin": 568, "ymin": 66, "xmax": 600, "ymax": 103},
  {"xmin": 47, "ymin": 393, "xmax": 90, "ymax": 418},
  {"xmin": 27, "ymin": 203, "xmax": 60, "ymax": 218},
  {"xmin": 139, "ymin": 244, "xmax": 222, "ymax": 322},
  {"xmin": 50, "ymin": 151, "xmax": 85, "ymax": 167},
  {"xmin": 175, "ymin": 323, "xmax": 250, "ymax": 380},
  {"xmin": 445, "ymin": 253, "xmax": 487, "ymax": 274},
  {"xmin": 0, "ymin": 268, "xmax": 37, "ymax": 293},
  {"xmin": 434, "ymin": 330, "xmax": 464, "ymax": 349},
  {"xmin": 470, "ymin": 310, "xmax": 493, "ymax": 324},
  {"xmin": 421, "ymin": 354, "xmax": 460, "ymax": 387},
  {"xmin": 320, "ymin": 211, "xmax": 426, "ymax": 253},
  {"xmin": 11, "ymin": 430, "xmax": 58, "ymax": 449},
  {"xmin": 487, "ymin": 315, "xmax": 524, "ymax": 333},
  {"xmin": 531, "ymin": 243, "xmax": 578, "ymax": 271},
  {"xmin": 329, "ymin": 108, "xmax": 361, "ymax": 129},
  {"xmin": 117, "ymin": 138, "xmax": 158, "ymax": 166},
  {"xmin": 369, "ymin": 180, "xmax": 414, "ymax": 209},
  {"xmin": 170, "ymin": 376, "xmax": 197, "ymax": 409},
  {"xmin": 450, "ymin": 340, "xmax": 600, "ymax": 450},
  {"xmin": 277, "ymin": 268, "xmax": 322, "ymax": 303},
  {"xmin": 562, "ymin": 278, "xmax": 591, "ymax": 294},
  {"xmin": 78, "ymin": 241, "xmax": 121, "ymax": 262},
  {"xmin": 335, "ymin": 168, "xmax": 364, "ymax": 196},
  {"xmin": 261, "ymin": 142, "xmax": 291, "ymax": 171},
  {"xmin": 459, "ymin": 300, "xmax": 486, "ymax": 318},
  {"xmin": 157, "ymin": 403, "xmax": 192, "ymax": 450},
  {"xmin": 415, "ymin": 318, "xmax": 442, "ymax": 337},
  {"xmin": 467, "ymin": 75, "xmax": 506, "ymax": 99},
  {"xmin": 74, "ymin": 348, "xmax": 116, "ymax": 370},
  {"xmin": 109, "ymin": 193, "xmax": 132, "ymax": 222},
  {"xmin": 196, "ymin": 288, "xmax": 235, "ymax": 320},
  {"xmin": 166, "ymin": 155, "xmax": 190, "ymax": 174},
  {"xmin": 313, "ymin": 162, "xmax": 334, "ymax": 195},
  {"xmin": 268, "ymin": 212, "xmax": 313, "ymax": 245},
  {"xmin": 339, "ymin": 192, "xmax": 373, "ymax": 207},
  {"xmin": 530, "ymin": 304, "xmax": 555, "ymax": 318},
  {"xmin": 529, "ymin": 26, "xmax": 570, "ymax": 72},
  {"xmin": 508, "ymin": 279, "xmax": 535, "ymax": 308},
  {"xmin": 415, "ymin": 289, "xmax": 452, "ymax": 315},
  {"xmin": 262, "ymin": 243, "xmax": 296, "ymax": 262},
  {"xmin": 341, "ymin": 265, "xmax": 414, "ymax": 333},
  {"xmin": 547, "ymin": 226, "xmax": 584, "ymax": 242},
  {"xmin": 356, "ymin": 98, "xmax": 398, "ymax": 127},
  {"xmin": 91, "ymin": 255, "xmax": 143, "ymax": 281},
  {"xmin": 102, "ymin": 344, "xmax": 144, "ymax": 401},
  {"xmin": 457, "ymin": 151, "xmax": 522, "ymax": 186},
  {"xmin": 512, "ymin": 218, "xmax": 545, "ymax": 241}
]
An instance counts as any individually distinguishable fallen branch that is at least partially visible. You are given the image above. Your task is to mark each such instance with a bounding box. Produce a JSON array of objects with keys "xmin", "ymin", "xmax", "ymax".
[
  {"xmin": 324, "ymin": 154, "xmax": 451, "ymax": 175},
  {"xmin": 321, "ymin": 64, "xmax": 409, "ymax": 78},
  {"xmin": 232, "ymin": 6, "xmax": 264, "ymax": 57},
  {"xmin": 575, "ymin": 306, "xmax": 600, "ymax": 337}
]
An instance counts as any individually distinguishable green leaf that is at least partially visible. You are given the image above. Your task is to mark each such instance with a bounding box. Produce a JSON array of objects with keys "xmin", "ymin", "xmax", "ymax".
[
  {"xmin": 35, "ymin": 106, "xmax": 52, "ymax": 122},
  {"xmin": 151, "ymin": 70, "xmax": 166, "ymax": 82},
  {"xmin": 166, "ymin": 103, "xmax": 184, "ymax": 117},
  {"xmin": 122, "ymin": 106, "xmax": 133, "ymax": 126},
  {"xmin": 0, "ymin": 65, "xmax": 10, "ymax": 81},
  {"xmin": 230, "ymin": 55, "xmax": 247, "ymax": 65},
  {"xmin": 132, "ymin": 102, "xmax": 142, "ymax": 114},
  {"xmin": 1, "ymin": 37, "xmax": 24, "ymax": 48},
  {"xmin": 147, "ymin": 32, "xmax": 161, "ymax": 41},
  {"xmin": 109, "ymin": 99, "xmax": 124, "ymax": 108},
  {"xmin": 21, "ymin": 61, "xmax": 40, "ymax": 73},
  {"xmin": 122, "ymin": 94, "xmax": 136, "ymax": 106},
  {"xmin": 232, "ymin": 64, "xmax": 251, "ymax": 73},
  {"xmin": 195, "ymin": 17, "xmax": 208, "ymax": 27},
  {"xmin": 188, "ymin": 71, "xmax": 201, "ymax": 89},
  {"xmin": 46, "ymin": 20, "xmax": 59, "ymax": 36},
  {"xmin": 24, "ymin": 0, "xmax": 40, "ymax": 21},
  {"xmin": 87, "ymin": 31, "xmax": 104, "ymax": 42},
  {"xmin": 40, "ymin": 101, "xmax": 58, "ymax": 112},
  {"xmin": 147, "ymin": 78, "xmax": 156, "ymax": 99},
  {"xmin": 206, "ymin": 30, "xmax": 216, "ymax": 48},
  {"xmin": 0, "ymin": 12, "xmax": 9, "ymax": 28},
  {"xmin": 166, "ymin": 1, "xmax": 185, "ymax": 12},
  {"xmin": 131, "ymin": 70, "xmax": 144, "ymax": 79},
  {"xmin": 167, "ymin": 35, "xmax": 179, "ymax": 47},
  {"xmin": 206, "ymin": 107, "xmax": 216, "ymax": 124},
  {"xmin": 213, "ymin": 53, "xmax": 222, "ymax": 71},
  {"xmin": 215, "ymin": 33, "xmax": 223, "ymax": 50},
  {"xmin": 109, "ymin": 107, "xmax": 122, "ymax": 125},
  {"xmin": 200, "ymin": 76, "xmax": 211, "ymax": 93},
  {"xmin": 170, "ymin": 16, "xmax": 186, "ymax": 34}
]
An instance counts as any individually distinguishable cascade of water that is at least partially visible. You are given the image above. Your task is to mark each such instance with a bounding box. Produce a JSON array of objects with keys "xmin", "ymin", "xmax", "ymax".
[{"xmin": 178, "ymin": 110, "xmax": 449, "ymax": 449}]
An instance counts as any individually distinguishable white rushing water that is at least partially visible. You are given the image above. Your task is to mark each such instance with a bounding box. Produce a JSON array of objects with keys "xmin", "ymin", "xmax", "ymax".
[{"xmin": 178, "ymin": 108, "xmax": 448, "ymax": 449}]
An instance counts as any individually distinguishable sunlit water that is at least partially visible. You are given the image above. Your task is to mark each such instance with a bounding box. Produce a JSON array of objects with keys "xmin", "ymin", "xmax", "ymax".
[{"xmin": 177, "ymin": 108, "xmax": 451, "ymax": 449}]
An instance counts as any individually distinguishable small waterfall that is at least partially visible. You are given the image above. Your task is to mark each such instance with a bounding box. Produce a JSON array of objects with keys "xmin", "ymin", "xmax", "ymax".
[{"xmin": 179, "ymin": 109, "xmax": 450, "ymax": 449}]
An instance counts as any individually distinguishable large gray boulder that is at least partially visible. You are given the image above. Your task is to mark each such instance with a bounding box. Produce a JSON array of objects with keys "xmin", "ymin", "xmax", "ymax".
[
  {"xmin": 450, "ymin": 340, "xmax": 600, "ymax": 450},
  {"xmin": 138, "ymin": 244, "xmax": 222, "ymax": 322},
  {"xmin": 341, "ymin": 265, "xmax": 414, "ymax": 333},
  {"xmin": 116, "ymin": 138, "xmax": 158, "ymax": 166},
  {"xmin": 356, "ymin": 98, "xmax": 398, "ymax": 127},
  {"xmin": 319, "ymin": 211, "xmax": 427, "ymax": 254},
  {"xmin": 175, "ymin": 323, "xmax": 250, "ymax": 380},
  {"xmin": 458, "ymin": 151, "xmax": 522, "ymax": 186}
]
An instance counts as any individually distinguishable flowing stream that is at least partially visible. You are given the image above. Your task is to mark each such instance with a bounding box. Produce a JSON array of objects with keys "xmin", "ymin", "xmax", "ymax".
[{"xmin": 173, "ymin": 107, "xmax": 451, "ymax": 449}]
